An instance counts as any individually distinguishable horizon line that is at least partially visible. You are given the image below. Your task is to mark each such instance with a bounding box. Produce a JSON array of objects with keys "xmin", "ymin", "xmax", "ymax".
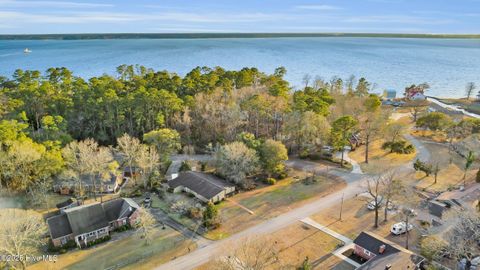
[{"xmin": 1, "ymin": 32, "xmax": 480, "ymax": 40}]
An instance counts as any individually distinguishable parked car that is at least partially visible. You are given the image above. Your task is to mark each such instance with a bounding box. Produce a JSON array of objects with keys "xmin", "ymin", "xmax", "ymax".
[
  {"xmin": 143, "ymin": 196, "xmax": 151, "ymax": 207},
  {"xmin": 390, "ymin": 222, "xmax": 413, "ymax": 235},
  {"xmin": 367, "ymin": 200, "xmax": 382, "ymax": 210}
]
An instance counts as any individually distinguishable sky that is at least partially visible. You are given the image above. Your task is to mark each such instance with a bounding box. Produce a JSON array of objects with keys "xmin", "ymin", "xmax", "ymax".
[{"xmin": 0, "ymin": 0, "xmax": 479, "ymax": 34}]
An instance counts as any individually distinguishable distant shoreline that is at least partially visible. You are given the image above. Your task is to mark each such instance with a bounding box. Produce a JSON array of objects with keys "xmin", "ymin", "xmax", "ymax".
[{"xmin": 1, "ymin": 33, "xmax": 480, "ymax": 40}]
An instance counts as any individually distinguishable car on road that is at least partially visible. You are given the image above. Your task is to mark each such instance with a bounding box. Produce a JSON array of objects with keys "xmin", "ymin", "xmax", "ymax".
[
  {"xmin": 143, "ymin": 196, "xmax": 152, "ymax": 207},
  {"xmin": 390, "ymin": 222, "xmax": 413, "ymax": 235}
]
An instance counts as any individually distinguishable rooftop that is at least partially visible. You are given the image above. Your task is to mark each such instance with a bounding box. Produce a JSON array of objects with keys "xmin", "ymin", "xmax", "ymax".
[
  {"xmin": 354, "ymin": 232, "xmax": 424, "ymax": 270},
  {"xmin": 168, "ymin": 171, "xmax": 234, "ymax": 200},
  {"xmin": 47, "ymin": 198, "xmax": 139, "ymax": 239}
]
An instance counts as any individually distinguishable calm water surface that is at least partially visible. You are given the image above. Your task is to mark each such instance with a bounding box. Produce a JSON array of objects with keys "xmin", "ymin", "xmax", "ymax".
[{"xmin": 1, "ymin": 37, "xmax": 479, "ymax": 97}]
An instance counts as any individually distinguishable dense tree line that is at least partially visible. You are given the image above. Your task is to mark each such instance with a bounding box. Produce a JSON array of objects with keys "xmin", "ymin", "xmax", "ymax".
[{"xmin": 0, "ymin": 65, "xmax": 385, "ymax": 192}]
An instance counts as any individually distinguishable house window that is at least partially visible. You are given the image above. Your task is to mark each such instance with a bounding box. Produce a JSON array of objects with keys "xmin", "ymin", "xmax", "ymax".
[
  {"xmin": 364, "ymin": 249, "xmax": 371, "ymax": 257},
  {"xmin": 88, "ymin": 232, "xmax": 95, "ymax": 236},
  {"xmin": 122, "ymin": 219, "xmax": 127, "ymax": 225}
]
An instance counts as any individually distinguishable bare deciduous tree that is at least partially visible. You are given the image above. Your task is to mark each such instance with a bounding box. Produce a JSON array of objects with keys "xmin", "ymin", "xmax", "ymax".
[
  {"xmin": 134, "ymin": 207, "xmax": 157, "ymax": 246},
  {"xmin": 214, "ymin": 142, "xmax": 258, "ymax": 186},
  {"xmin": 365, "ymin": 175, "xmax": 384, "ymax": 228},
  {"xmin": 213, "ymin": 236, "xmax": 280, "ymax": 270},
  {"xmin": 0, "ymin": 209, "xmax": 47, "ymax": 270},
  {"xmin": 444, "ymin": 211, "xmax": 480, "ymax": 261},
  {"xmin": 135, "ymin": 145, "xmax": 160, "ymax": 189},
  {"xmin": 465, "ymin": 82, "xmax": 476, "ymax": 100},
  {"xmin": 116, "ymin": 133, "xmax": 143, "ymax": 185}
]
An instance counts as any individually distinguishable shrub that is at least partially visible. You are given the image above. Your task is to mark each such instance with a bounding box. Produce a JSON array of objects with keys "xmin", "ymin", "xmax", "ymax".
[
  {"xmin": 187, "ymin": 207, "xmax": 203, "ymax": 219},
  {"xmin": 264, "ymin": 178, "xmax": 276, "ymax": 185},
  {"xmin": 307, "ymin": 153, "xmax": 323, "ymax": 160},
  {"xmin": 114, "ymin": 224, "xmax": 132, "ymax": 232},
  {"xmin": 276, "ymin": 170, "xmax": 288, "ymax": 180},
  {"xmin": 203, "ymin": 202, "xmax": 220, "ymax": 229},
  {"xmin": 200, "ymin": 161, "xmax": 207, "ymax": 171},
  {"xmin": 414, "ymin": 159, "xmax": 433, "ymax": 176},
  {"xmin": 86, "ymin": 235, "xmax": 111, "ymax": 247},
  {"xmin": 382, "ymin": 140, "xmax": 415, "ymax": 154},
  {"xmin": 299, "ymin": 150, "xmax": 309, "ymax": 159},
  {"xmin": 179, "ymin": 161, "xmax": 192, "ymax": 172},
  {"xmin": 477, "ymin": 169, "xmax": 480, "ymax": 183},
  {"xmin": 48, "ymin": 239, "xmax": 77, "ymax": 253}
]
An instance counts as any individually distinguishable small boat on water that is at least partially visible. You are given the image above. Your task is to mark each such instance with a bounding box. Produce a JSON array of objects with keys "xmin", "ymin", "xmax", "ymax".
[{"xmin": 24, "ymin": 48, "xmax": 32, "ymax": 54}]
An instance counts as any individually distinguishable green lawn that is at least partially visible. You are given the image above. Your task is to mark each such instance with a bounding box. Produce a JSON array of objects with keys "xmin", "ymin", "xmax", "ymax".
[{"xmin": 29, "ymin": 227, "xmax": 194, "ymax": 270}]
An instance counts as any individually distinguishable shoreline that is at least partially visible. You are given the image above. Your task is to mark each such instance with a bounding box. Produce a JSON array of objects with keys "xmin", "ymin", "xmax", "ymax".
[
  {"xmin": 427, "ymin": 96, "xmax": 480, "ymax": 119},
  {"xmin": 1, "ymin": 33, "xmax": 480, "ymax": 40}
]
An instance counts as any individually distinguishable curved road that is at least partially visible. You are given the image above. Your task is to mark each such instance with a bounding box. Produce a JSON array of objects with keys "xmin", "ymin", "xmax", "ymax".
[{"xmin": 156, "ymin": 135, "xmax": 430, "ymax": 270}]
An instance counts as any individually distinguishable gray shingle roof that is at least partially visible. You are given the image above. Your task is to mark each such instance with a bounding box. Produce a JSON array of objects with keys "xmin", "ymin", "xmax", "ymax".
[
  {"xmin": 47, "ymin": 214, "xmax": 72, "ymax": 239},
  {"xmin": 47, "ymin": 198, "xmax": 140, "ymax": 239},
  {"xmin": 168, "ymin": 171, "xmax": 234, "ymax": 200},
  {"xmin": 64, "ymin": 203, "xmax": 109, "ymax": 235}
]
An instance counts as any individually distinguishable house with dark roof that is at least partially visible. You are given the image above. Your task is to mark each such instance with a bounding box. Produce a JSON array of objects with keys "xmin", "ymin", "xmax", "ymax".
[
  {"xmin": 168, "ymin": 171, "xmax": 236, "ymax": 203},
  {"xmin": 53, "ymin": 173, "xmax": 121, "ymax": 195},
  {"xmin": 47, "ymin": 198, "xmax": 140, "ymax": 248},
  {"xmin": 353, "ymin": 232, "xmax": 425, "ymax": 269}
]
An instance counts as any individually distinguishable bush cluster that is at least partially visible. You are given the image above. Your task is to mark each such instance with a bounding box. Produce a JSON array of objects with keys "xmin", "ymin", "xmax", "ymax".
[
  {"xmin": 382, "ymin": 140, "xmax": 415, "ymax": 154},
  {"xmin": 86, "ymin": 235, "xmax": 111, "ymax": 247},
  {"xmin": 264, "ymin": 178, "xmax": 277, "ymax": 185}
]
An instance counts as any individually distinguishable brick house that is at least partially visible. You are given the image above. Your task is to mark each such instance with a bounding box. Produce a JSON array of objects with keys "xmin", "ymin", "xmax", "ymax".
[
  {"xmin": 353, "ymin": 232, "xmax": 425, "ymax": 269},
  {"xmin": 47, "ymin": 198, "xmax": 140, "ymax": 248}
]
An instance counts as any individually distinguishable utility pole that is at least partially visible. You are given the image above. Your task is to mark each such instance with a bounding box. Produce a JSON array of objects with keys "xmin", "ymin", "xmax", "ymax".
[{"xmin": 339, "ymin": 193, "xmax": 345, "ymax": 221}]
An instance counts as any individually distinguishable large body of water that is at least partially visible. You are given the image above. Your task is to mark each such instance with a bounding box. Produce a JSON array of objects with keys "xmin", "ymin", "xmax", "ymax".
[{"xmin": 1, "ymin": 37, "xmax": 479, "ymax": 98}]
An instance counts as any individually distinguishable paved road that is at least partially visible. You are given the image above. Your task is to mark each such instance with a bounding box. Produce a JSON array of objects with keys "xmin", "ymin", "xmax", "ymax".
[
  {"xmin": 156, "ymin": 167, "xmax": 369, "ymax": 270},
  {"xmin": 156, "ymin": 136, "xmax": 430, "ymax": 270}
]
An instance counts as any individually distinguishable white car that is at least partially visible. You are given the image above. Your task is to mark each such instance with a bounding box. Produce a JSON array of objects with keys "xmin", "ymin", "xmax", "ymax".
[
  {"xmin": 367, "ymin": 200, "xmax": 383, "ymax": 210},
  {"xmin": 390, "ymin": 222, "xmax": 413, "ymax": 235}
]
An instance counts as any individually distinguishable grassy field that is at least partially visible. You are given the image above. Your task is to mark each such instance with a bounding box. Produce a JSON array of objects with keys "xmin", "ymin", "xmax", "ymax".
[
  {"xmin": 413, "ymin": 142, "xmax": 479, "ymax": 192},
  {"xmin": 437, "ymin": 98, "xmax": 480, "ymax": 115},
  {"xmin": 205, "ymin": 175, "xmax": 345, "ymax": 240},
  {"xmin": 28, "ymin": 227, "xmax": 194, "ymax": 270},
  {"xmin": 349, "ymin": 139, "xmax": 416, "ymax": 174}
]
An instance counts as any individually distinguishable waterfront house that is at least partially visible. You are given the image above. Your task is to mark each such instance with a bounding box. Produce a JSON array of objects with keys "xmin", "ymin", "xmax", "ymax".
[
  {"xmin": 168, "ymin": 171, "xmax": 236, "ymax": 203},
  {"xmin": 47, "ymin": 198, "xmax": 140, "ymax": 248}
]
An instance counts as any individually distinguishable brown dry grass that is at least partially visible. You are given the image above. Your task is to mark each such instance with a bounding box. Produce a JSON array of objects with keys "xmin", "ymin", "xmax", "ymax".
[
  {"xmin": 349, "ymin": 139, "xmax": 416, "ymax": 174},
  {"xmin": 205, "ymin": 176, "xmax": 346, "ymax": 240},
  {"xmin": 413, "ymin": 142, "xmax": 479, "ymax": 192}
]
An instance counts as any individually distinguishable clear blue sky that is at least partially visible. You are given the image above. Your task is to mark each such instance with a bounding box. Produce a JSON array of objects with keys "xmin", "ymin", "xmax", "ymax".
[{"xmin": 0, "ymin": 0, "xmax": 479, "ymax": 34}]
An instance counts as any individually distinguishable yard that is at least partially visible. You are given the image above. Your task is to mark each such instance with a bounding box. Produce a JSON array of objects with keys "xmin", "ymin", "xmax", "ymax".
[
  {"xmin": 349, "ymin": 139, "xmax": 416, "ymax": 174},
  {"xmin": 413, "ymin": 142, "xmax": 479, "ymax": 192},
  {"xmin": 28, "ymin": 226, "xmax": 195, "ymax": 270},
  {"xmin": 205, "ymin": 174, "xmax": 345, "ymax": 240},
  {"xmin": 311, "ymin": 196, "xmax": 421, "ymax": 253}
]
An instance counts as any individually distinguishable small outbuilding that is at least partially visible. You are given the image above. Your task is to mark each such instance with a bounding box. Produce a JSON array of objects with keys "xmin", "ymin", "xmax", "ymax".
[{"xmin": 168, "ymin": 171, "xmax": 235, "ymax": 203}]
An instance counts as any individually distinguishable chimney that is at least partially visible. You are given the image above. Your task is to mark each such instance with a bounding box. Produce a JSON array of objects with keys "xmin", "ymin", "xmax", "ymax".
[{"xmin": 379, "ymin": 244, "xmax": 386, "ymax": 254}]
